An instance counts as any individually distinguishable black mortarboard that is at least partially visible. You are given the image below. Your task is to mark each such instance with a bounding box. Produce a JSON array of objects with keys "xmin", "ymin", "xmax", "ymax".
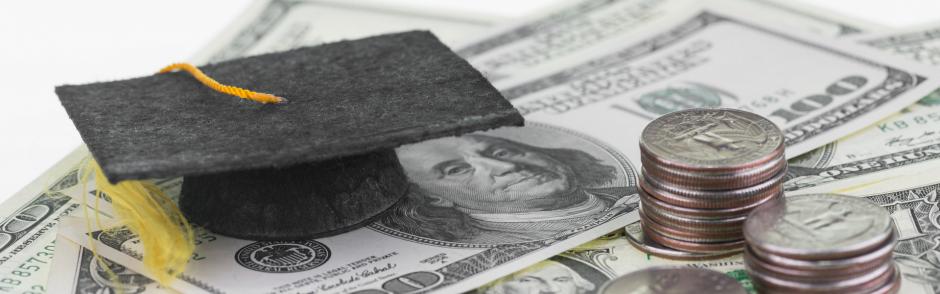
[{"xmin": 56, "ymin": 31, "xmax": 524, "ymax": 240}]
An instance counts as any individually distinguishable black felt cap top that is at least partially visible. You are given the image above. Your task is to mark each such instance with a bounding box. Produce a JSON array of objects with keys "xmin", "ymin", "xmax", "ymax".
[{"xmin": 56, "ymin": 31, "xmax": 523, "ymax": 183}]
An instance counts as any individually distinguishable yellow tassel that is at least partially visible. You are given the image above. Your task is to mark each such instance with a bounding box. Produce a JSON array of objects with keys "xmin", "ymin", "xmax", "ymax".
[{"xmin": 83, "ymin": 159, "xmax": 195, "ymax": 286}]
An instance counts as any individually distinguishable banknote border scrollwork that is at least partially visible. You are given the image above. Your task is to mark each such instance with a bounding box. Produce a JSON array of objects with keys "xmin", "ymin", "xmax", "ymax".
[
  {"xmin": 785, "ymin": 142, "xmax": 940, "ymax": 191},
  {"xmin": 864, "ymin": 184, "xmax": 940, "ymax": 294},
  {"xmin": 455, "ymin": 0, "xmax": 662, "ymax": 57},
  {"xmin": 207, "ymin": 0, "xmax": 301, "ymax": 62},
  {"xmin": 0, "ymin": 168, "xmax": 79, "ymax": 260},
  {"xmin": 498, "ymin": 12, "xmax": 722, "ymax": 100},
  {"xmin": 860, "ymin": 28, "xmax": 940, "ymax": 50}
]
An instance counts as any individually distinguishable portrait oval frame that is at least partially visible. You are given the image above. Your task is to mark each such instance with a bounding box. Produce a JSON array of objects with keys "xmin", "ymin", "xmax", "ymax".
[{"xmin": 370, "ymin": 122, "xmax": 638, "ymax": 248}]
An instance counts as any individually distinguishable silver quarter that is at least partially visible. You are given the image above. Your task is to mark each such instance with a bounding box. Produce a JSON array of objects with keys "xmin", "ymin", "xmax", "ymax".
[
  {"xmin": 640, "ymin": 108, "xmax": 784, "ymax": 171},
  {"xmin": 599, "ymin": 267, "xmax": 748, "ymax": 294},
  {"xmin": 744, "ymin": 194, "xmax": 894, "ymax": 260}
]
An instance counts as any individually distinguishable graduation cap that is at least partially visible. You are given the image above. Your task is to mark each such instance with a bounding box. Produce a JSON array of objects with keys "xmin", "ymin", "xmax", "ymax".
[{"xmin": 56, "ymin": 31, "xmax": 523, "ymax": 244}]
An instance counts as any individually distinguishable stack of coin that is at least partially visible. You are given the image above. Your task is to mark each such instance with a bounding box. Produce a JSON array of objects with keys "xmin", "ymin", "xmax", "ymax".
[
  {"xmin": 599, "ymin": 267, "xmax": 747, "ymax": 294},
  {"xmin": 633, "ymin": 108, "xmax": 785, "ymax": 258},
  {"xmin": 744, "ymin": 194, "xmax": 900, "ymax": 294}
]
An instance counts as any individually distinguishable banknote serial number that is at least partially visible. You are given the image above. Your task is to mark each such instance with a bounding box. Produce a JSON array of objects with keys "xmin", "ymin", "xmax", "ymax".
[
  {"xmin": 0, "ymin": 242, "xmax": 54, "ymax": 294},
  {"xmin": 878, "ymin": 110, "xmax": 940, "ymax": 134}
]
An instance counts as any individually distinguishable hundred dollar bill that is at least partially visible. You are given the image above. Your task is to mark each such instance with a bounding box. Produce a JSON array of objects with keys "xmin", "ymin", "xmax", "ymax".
[
  {"xmin": 454, "ymin": 0, "xmax": 871, "ymax": 81},
  {"xmin": 491, "ymin": 6, "xmax": 940, "ymax": 166},
  {"xmin": 0, "ymin": 148, "xmax": 88, "ymax": 294},
  {"xmin": 58, "ymin": 122, "xmax": 643, "ymax": 294},
  {"xmin": 46, "ymin": 234, "xmax": 174, "ymax": 294},
  {"xmin": 784, "ymin": 23, "xmax": 940, "ymax": 192}
]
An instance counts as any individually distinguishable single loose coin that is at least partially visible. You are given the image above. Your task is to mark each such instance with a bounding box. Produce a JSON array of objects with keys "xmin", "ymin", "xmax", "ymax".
[
  {"xmin": 624, "ymin": 222, "xmax": 740, "ymax": 261},
  {"xmin": 744, "ymin": 194, "xmax": 894, "ymax": 260},
  {"xmin": 639, "ymin": 108, "xmax": 784, "ymax": 172},
  {"xmin": 599, "ymin": 267, "xmax": 747, "ymax": 294},
  {"xmin": 641, "ymin": 155, "xmax": 786, "ymax": 190},
  {"xmin": 644, "ymin": 225, "xmax": 746, "ymax": 253}
]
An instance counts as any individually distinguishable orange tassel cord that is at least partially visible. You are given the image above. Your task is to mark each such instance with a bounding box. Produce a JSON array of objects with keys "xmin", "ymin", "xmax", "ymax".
[{"xmin": 158, "ymin": 63, "xmax": 287, "ymax": 104}]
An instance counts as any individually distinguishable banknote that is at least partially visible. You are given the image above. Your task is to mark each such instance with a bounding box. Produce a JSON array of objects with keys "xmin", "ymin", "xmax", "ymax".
[
  {"xmin": 0, "ymin": 148, "xmax": 90, "ymax": 294},
  {"xmin": 784, "ymin": 23, "xmax": 940, "ymax": 192},
  {"xmin": 491, "ymin": 6, "xmax": 940, "ymax": 166},
  {"xmin": 786, "ymin": 104, "xmax": 940, "ymax": 192},
  {"xmin": 27, "ymin": 1, "xmax": 940, "ymax": 293},
  {"xmin": 0, "ymin": 147, "xmax": 179, "ymax": 294},
  {"xmin": 453, "ymin": 0, "xmax": 872, "ymax": 81},
  {"xmin": 57, "ymin": 122, "xmax": 644, "ymax": 294},
  {"xmin": 45, "ymin": 234, "xmax": 174, "ymax": 294}
]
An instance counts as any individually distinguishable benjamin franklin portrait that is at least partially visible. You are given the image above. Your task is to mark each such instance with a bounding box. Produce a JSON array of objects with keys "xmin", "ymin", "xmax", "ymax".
[{"xmin": 378, "ymin": 124, "xmax": 636, "ymax": 245}]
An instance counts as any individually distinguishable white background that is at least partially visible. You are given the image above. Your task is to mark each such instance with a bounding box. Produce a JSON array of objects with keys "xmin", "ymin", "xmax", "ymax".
[{"xmin": 1, "ymin": 0, "xmax": 939, "ymax": 202}]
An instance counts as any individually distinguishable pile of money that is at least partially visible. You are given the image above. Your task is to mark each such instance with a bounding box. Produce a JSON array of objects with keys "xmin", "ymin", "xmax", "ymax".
[
  {"xmin": 636, "ymin": 108, "xmax": 786, "ymax": 257},
  {"xmin": 743, "ymin": 194, "xmax": 901, "ymax": 293},
  {"xmin": 7, "ymin": 0, "xmax": 940, "ymax": 292}
]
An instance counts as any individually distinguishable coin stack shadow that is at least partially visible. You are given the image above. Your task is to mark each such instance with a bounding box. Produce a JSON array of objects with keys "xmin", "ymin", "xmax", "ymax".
[
  {"xmin": 743, "ymin": 194, "xmax": 901, "ymax": 294},
  {"xmin": 638, "ymin": 108, "xmax": 786, "ymax": 257}
]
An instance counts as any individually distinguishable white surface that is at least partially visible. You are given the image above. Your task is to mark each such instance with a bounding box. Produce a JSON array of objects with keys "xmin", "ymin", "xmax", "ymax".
[
  {"xmin": 0, "ymin": 1, "xmax": 254, "ymax": 202},
  {"xmin": 1, "ymin": 0, "xmax": 939, "ymax": 203}
]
